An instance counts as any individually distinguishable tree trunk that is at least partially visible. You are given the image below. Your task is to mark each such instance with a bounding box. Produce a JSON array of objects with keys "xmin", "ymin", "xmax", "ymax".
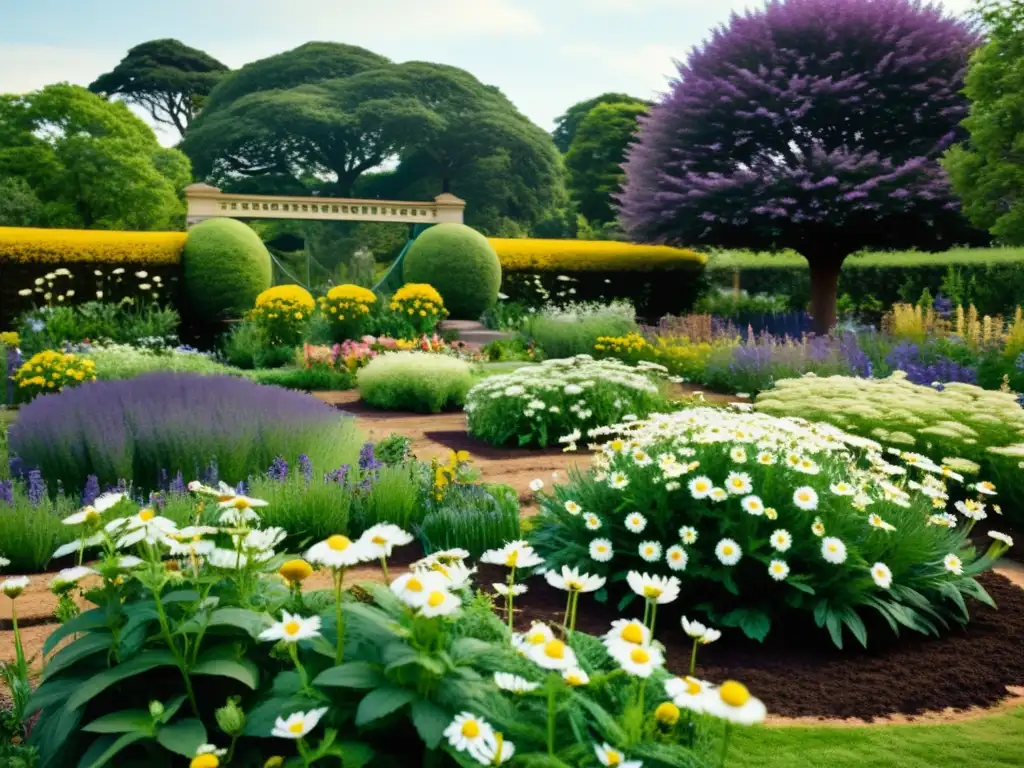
[
  {"xmin": 807, "ymin": 254, "xmax": 847, "ymax": 335},
  {"xmin": 441, "ymin": 177, "xmax": 451, "ymax": 194}
]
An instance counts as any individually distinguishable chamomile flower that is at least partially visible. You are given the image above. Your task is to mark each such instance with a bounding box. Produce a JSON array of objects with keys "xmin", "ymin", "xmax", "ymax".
[
  {"xmin": 528, "ymin": 638, "xmax": 578, "ymax": 670},
  {"xmin": 679, "ymin": 526, "xmax": 698, "ymax": 545},
  {"xmin": 444, "ymin": 713, "xmax": 495, "ymax": 761},
  {"xmin": 594, "ymin": 743, "xmax": 642, "ymax": 768},
  {"xmin": 1, "ymin": 576, "xmax": 30, "ymax": 598},
  {"xmin": 494, "ymin": 673, "xmax": 539, "ymax": 693},
  {"xmin": 666, "ymin": 676, "xmax": 715, "ymax": 714},
  {"xmin": 988, "ymin": 531, "xmax": 1014, "ymax": 547},
  {"xmin": 955, "ymin": 499, "xmax": 987, "ymax": 521},
  {"xmin": 259, "ymin": 612, "xmax": 322, "ymax": 643},
  {"xmin": 626, "ymin": 571, "xmax": 680, "ymax": 604},
  {"xmin": 306, "ymin": 535, "xmax": 370, "ymax": 568},
  {"xmin": 584, "ymin": 513, "xmax": 602, "ymax": 530},
  {"xmin": 562, "ymin": 667, "xmax": 590, "ymax": 686},
  {"xmin": 480, "ymin": 541, "xmax": 544, "ymax": 569},
  {"xmin": 725, "ymin": 471, "xmax": 753, "ymax": 495},
  {"xmin": 632, "ymin": 450, "xmax": 652, "ymax": 467},
  {"xmin": 793, "ymin": 486, "xmax": 819, "ymax": 511},
  {"xmin": 795, "ymin": 458, "xmax": 820, "ymax": 475},
  {"xmin": 928, "ymin": 512, "xmax": 958, "ymax": 528},
  {"xmin": 665, "ymin": 545, "xmax": 688, "ymax": 571},
  {"xmin": 730, "ymin": 446, "xmax": 748, "ymax": 463},
  {"xmin": 811, "ymin": 517, "xmax": 826, "ymax": 537},
  {"xmin": 768, "ymin": 560, "xmax": 790, "ymax": 581},
  {"xmin": 605, "ymin": 618, "xmax": 651, "ymax": 650},
  {"xmin": 867, "ymin": 513, "xmax": 896, "ymax": 532},
  {"xmin": 610, "ymin": 642, "xmax": 664, "ymax": 678},
  {"xmin": 608, "ymin": 472, "xmax": 630, "ymax": 489},
  {"xmin": 704, "ymin": 681, "xmax": 766, "ymax": 725},
  {"xmin": 769, "ymin": 529, "xmax": 792, "ymax": 552},
  {"xmin": 765, "ymin": 507, "xmax": 778, "ymax": 520},
  {"xmin": 975, "ymin": 481, "xmax": 997, "ymax": 496},
  {"xmin": 62, "ymin": 492, "xmax": 125, "ymax": 525},
  {"xmin": 545, "ymin": 566, "xmax": 606, "ymax": 593},
  {"xmin": 50, "ymin": 566, "xmax": 97, "ymax": 591},
  {"xmin": 741, "ymin": 495, "xmax": 765, "ymax": 516},
  {"xmin": 271, "ymin": 708, "xmax": 329, "ymax": 739},
  {"xmin": 821, "ymin": 537, "xmax": 848, "ymax": 565},
  {"xmin": 871, "ymin": 562, "xmax": 893, "ymax": 589},
  {"xmin": 709, "ymin": 487, "xmax": 728, "ymax": 503},
  {"xmin": 564, "ymin": 501, "xmax": 583, "ymax": 515},
  {"xmin": 358, "ymin": 524, "xmax": 414, "ymax": 558},
  {"xmin": 715, "ymin": 538, "xmax": 742, "ymax": 566},
  {"xmin": 589, "ymin": 538, "xmax": 614, "ymax": 562},
  {"xmin": 688, "ymin": 476, "xmax": 713, "ymax": 499},
  {"xmin": 529, "ymin": 479, "xmax": 544, "ymax": 492},
  {"xmin": 512, "ymin": 622, "xmax": 555, "ymax": 653},
  {"xmin": 390, "ymin": 571, "xmax": 449, "ymax": 608},
  {"xmin": 943, "ymin": 553, "xmax": 964, "ymax": 575},
  {"xmin": 111, "ymin": 509, "xmax": 178, "ymax": 548},
  {"xmin": 638, "ymin": 541, "xmax": 663, "ymax": 562},
  {"xmin": 420, "ymin": 588, "xmax": 462, "ymax": 617},
  {"xmin": 492, "ymin": 583, "xmax": 528, "ymax": 597},
  {"xmin": 830, "ymin": 482, "xmax": 855, "ymax": 496},
  {"xmin": 757, "ymin": 452, "xmax": 777, "ymax": 465},
  {"xmin": 624, "ymin": 512, "xmax": 648, "ymax": 534},
  {"xmin": 680, "ymin": 616, "xmax": 707, "ymax": 639},
  {"xmin": 217, "ymin": 493, "xmax": 268, "ymax": 511}
]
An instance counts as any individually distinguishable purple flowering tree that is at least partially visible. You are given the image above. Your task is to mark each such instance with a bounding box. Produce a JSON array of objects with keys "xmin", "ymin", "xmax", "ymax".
[{"xmin": 619, "ymin": 0, "xmax": 980, "ymax": 332}]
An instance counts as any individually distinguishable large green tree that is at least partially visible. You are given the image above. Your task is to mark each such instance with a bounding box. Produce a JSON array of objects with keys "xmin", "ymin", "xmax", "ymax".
[
  {"xmin": 944, "ymin": 1, "xmax": 1024, "ymax": 244},
  {"xmin": 552, "ymin": 92, "xmax": 647, "ymax": 153},
  {"xmin": 0, "ymin": 84, "xmax": 191, "ymax": 230},
  {"xmin": 181, "ymin": 43, "xmax": 562, "ymax": 234},
  {"xmin": 89, "ymin": 39, "xmax": 229, "ymax": 138},
  {"xmin": 566, "ymin": 99, "xmax": 648, "ymax": 224}
]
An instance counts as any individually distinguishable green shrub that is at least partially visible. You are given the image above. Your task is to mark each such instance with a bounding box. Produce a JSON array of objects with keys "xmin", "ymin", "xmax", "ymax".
[
  {"xmin": 357, "ymin": 351, "xmax": 473, "ymax": 413},
  {"xmin": 754, "ymin": 373, "xmax": 1024, "ymax": 525},
  {"xmin": 523, "ymin": 301, "xmax": 636, "ymax": 359},
  {"xmin": 374, "ymin": 433, "xmax": 414, "ymax": 464},
  {"xmin": 0, "ymin": 490, "xmax": 78, "ymax": 572},
  {"xmin": 247, "ymin": 365, "xmax": 355, "ymax": 392},
  {"xmin": 529, "ymin": 407, "xmax": 1009, "ymax": 648},
  {"xmin": 353, "ymin": 464, "xmax": 423, "ymax": 534},
  {"xmin": 403, "ymin": 223, "xmax": 501, "ymax": 319},
  {"xmin": 419, "ymin": 483, "xmax": 521, "ymax": 556},
  {"xmin": 182, "ymin": 217, "xmax": 272, "ymax": 321},
  {"xmin": 85, "ymin": 344, "xmax": 239, "ymax": 380},
  {"xmin": 466, "ymin": 356, "xmax": 668, "ymax": 448},
  {"xmin": 17, "ymin": 302, "xmax": 180, "ymax": 356}
]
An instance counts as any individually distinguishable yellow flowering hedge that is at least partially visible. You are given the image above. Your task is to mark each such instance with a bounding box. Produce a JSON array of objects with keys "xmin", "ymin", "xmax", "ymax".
[
  {"xmin": 0, "ymin": 331, "xmax": 19, "ymax": 348},
  {"xmin": 390, "ymin": 283, "xmax": 447, "ymax": 335},
  {"xmin": 488, "ymin": 238, "xmax": 705, "ymax": 272},
  {"xmin": 0, "ymin": 227, "xmax": 187, "ymax": 265},
  {"xmin": 15, "ymin": 350, "xmax": 96, "ymax": 400},
  {"xmin": 318, "ymin": 284, "xmax": 377, "ymax": 341},
  {"xmin": 249, "ymin": 284, "xmax": 314, "ymax": 346}
]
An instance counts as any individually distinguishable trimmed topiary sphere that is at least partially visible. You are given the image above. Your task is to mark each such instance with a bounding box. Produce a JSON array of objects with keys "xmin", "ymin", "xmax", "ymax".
[
  {"xmin": 402, "ymin": 223, "xmax": 501, "ymax": 319},
  {"xmin": 182, "ymin": 218, "xmax": 272, "ymax": 320}
]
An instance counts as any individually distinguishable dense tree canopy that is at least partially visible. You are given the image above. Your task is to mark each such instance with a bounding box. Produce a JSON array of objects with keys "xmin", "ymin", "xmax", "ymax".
[
  {"xmin": 566, "ymin": 99, "xmax": 648, "ymax": 224},
  {"xmin": 619, "ymin": 0, "xmax": 980, "ymax": 332},
  {"xmin": 0, "ymin": 84, "xmax": 191, "ymax": 230},
  {"xmin": 181, "ymin": 43, "xmax": 563, "ymax": 234},
  {"xmin": 89, "ymin": 39, "xmax": 229, "ymax": 138},
  {"xmin": 944, "ymin": 0, "xmax": 1024, "ymax": 245},
  {"xmin": 552, "ymin": 92, "xmax": 645, "ymax": 154}
]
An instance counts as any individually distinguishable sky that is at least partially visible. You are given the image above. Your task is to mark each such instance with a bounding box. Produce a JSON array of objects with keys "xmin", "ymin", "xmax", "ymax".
[{"xmin": 0, "ymin": 0, "xmax": 977, "ymax": 145}]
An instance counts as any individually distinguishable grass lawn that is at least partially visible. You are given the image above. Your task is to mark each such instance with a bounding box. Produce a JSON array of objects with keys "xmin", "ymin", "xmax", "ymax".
[{"xmin": 726, "ymin": 707, "xmax": 1024, "ymax": 767}]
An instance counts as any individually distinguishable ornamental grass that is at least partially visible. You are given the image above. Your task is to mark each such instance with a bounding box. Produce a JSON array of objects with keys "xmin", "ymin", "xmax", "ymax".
[{"xmin": 357, "ymin": 351, "xmax": 473, "ymax": 413}]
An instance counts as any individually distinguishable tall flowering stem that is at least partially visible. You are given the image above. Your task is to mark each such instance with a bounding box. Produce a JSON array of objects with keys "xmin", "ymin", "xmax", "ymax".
[
  {"xmin": 333, "ymin": 568, "xmax": 346, "ymax": 664},
  {"xmin": 505, "ymin": 565, "xmax": 516, "ymax": 630}
]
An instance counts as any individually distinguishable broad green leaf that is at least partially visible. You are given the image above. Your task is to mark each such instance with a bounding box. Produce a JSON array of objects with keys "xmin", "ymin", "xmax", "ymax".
[
  {"xmin": 719, "ymin": 608, "xmax": 771, "ymax": 642},
  {"xmin": 43, "ymin": 633, "xmax": 113, "ymax": 680},
  {"xmin": 787, "ymin": 579, "xmax": 816, "ymax": 595},
  {"xmin": 83, "ymin": 709, "xmax": 152, "ymax": 734},
  {"xmin": 841, "ymin": 610, "xmax": 868, "ymax": 648},
  {"xmin": 192, "ymin": 646, "xmax": 260, "ymax": 689},
  {"xmin": 272, "ymin": 670, "xmax": 303, "ymax": 695},
  {"xmin": 79, "ymin": 731, "xmax": 150, "ymax": 768},
  {"xmin": 156, "ymin": 718, "xmax": 207, "ymax": 757},
  {"xmin": 161, "ymin": 589, "xmax": 200, "ymax": 604},
  {"xmin": 324, "ymin": 741, "xmax": 375, "ymax": 768},
  {"xmin": 410, "ymin": 699, "xmax": 450, "ymax": 749},
  {"xmin": 33, "ymin": 703, "xmax": 84, "ymax": 765},
  {"xmin": 354, "ymin": 686, "xmax": 417, "ymax": 727},
  {"xmin": 206, "ymin": 607, "xmax": 273, "ymax": 638},
  {"xmin": 43, "ymin": 608, "xmax": 109, "ymax": 656},
  {"xmin": 381, "ymin": 640, "xmax": 418, "ymax": 668},
  {"xmin": 824, "ymin": 611, "xmax": 844, "ymax": 649},
  {"xmin": 118, "ymin": 606, "xmax": 160, "ymax": 642},
  {"xmin": 66, "ymin": 650, "xmax": 177, "ymax": 710},
  {"xmin": 26, "ymin": 677, "xmax": 84, "ymax": 713},
  {"xmin": 314, "ymin": 661, "xmax": 385, "ymax": 690},
  {"xmin": 157, "ymin": 695, "xmax": 188, "ymax": 724}
]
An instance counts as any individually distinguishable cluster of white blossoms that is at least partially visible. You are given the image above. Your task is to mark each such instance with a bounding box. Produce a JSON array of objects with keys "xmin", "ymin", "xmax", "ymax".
[{"xmin": 465, "ymin": 355, "xmax": 666, "ymax": 449}]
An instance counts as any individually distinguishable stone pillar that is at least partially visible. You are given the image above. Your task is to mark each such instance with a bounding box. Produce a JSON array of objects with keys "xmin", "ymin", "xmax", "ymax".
[{"xmin": 433, "ymin": 193, "xmax": 466, "ymax": 224}]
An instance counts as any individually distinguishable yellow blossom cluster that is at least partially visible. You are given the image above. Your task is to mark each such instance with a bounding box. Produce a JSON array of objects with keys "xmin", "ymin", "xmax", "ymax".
[
  {"xmin": 390, "ymin": 283, "xmax": 447, "ymax": 334},
  {"xmin": 488, "ymin": 238, "xmax": 705, "ymax": 272},
  {"xmin": 15, "ymin": 350, "xmax": 96, "ymax": 399},
  {"xmin": 319, "ymin": 284, "xmax": 377, "ymax": 337},
  {"xmin": 250, "ymin": 284, "xmax": 314, "ymax": 346},
  {"xmin": 0, "ymin": 227, "xmax": 186, "ymax": 265},
  {"xmin": 0, "ymin": 331, "xmax": 19, "ymax": 348},
  {"xmin": 883, "ymin": 302, "xmax": 1024, "ymax": 349}
]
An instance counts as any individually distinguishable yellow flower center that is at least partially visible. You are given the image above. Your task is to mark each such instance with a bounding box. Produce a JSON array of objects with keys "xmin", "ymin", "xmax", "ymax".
[
  {"xmin": 567, "ymin": 580, "xmax": 583, "ymax": 591},
  {"xmin": 630, "ymin": 648, "xmax": 650, "ymax": 664},
  {"xmin": 543, "ymin": 640, "xmax": 566, "ymax": 659},
  {"xmin": 620, "ymin": 623, "xmax": 645, "ymax": 644},
  {"xmin": 461, "ymin": 720, "xmax": 480, "ymax": 738},
  {"xmin": 696, "ymin": 482, "xmax": 708, "ymax": 491},
  {"xmin": 233, "ymin": 498, "xmax": 251, "ymax": 509},
  {"xmin": 798, "ymin": 492, "xmax": 810, "ymax": 502},
  {"xmin": 605, "ymin": 749, "xmax": 623, "ymax": 766},
  {"xmin": 427, "ymin": 591, "xmax": 446, "ymax": 607},
  {"xmin": 372, "ymin": 536, "xmax": 387, "ymax": 545},
  {"xmin": 279, "ymin": 559, "xmax": 313, "ymax": 584},
  {"xmin": 723, "ymin": 545, "xmax": 734, "ymax": 556},
  {"xmin": 190, "ymin": 755, "xmax": 219, "ymax": 768},
  {"xmin": 655, "ymin": 701, "xmax": 681, "ymax": 725},
  {"xmin": 597, "ymin": 545, "xmax": 608, "ymax": 553},
  {"xmin": 284, "ymin": 621, "xmax": 301, "ymax": 636},
  {"xmin": 643, "ymin": 585, "xmax": 662, "ymax": 598},
  {"xmin": 720, "ymin": 680, "xmax": 751, "ymax": 707},
  {"xmin": 407, "ymin": 577, "xmax": 424, "ymax": 592},
  {"xmin": 139, "ymin": 510, "xmax": 155, "ymax": 522},
  {"xmin": 684, "ymin": 677, "xmax": 703, "ymax": 696},
  {"xmin": 671, "ymin": 552, "xmax": 681, "ymax": 561},
  {"xmin": 566, "ymin": 673, "xmax": 584, "ymax": 685},
  {"xmin": 506, "ymin": 550, "xmax": 519, "ymax": 567},
  {"xmin": 527, "ymin": 631, "xmax": 546, "ymax": 645},
  {"xmin": 84, "ymin": 508, "xmax": 99, "ymax": 523},
  {"xmin": 288, "ymin": 721, "xmax": 305, "ymax": 735},
  {"xmin": 327, "ymin": 535, "xmax": 351, "ymax": 551}
]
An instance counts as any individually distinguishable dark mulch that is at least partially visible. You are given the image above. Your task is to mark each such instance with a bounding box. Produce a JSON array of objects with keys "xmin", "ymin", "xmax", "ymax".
[{"xmin": 484, "ymin": 565, "xmax": 1024, "ymax": 721}]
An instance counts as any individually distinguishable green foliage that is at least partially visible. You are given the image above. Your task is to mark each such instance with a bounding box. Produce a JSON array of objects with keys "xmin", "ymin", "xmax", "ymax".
[
  {"xmin": 566, "ymin": 100, "xmax": 648, "ymax": 224},
  {"xmin": 0, "ymin": 489, "xmax": 78, "ymax": 572},
  {"xmin": 357, "ymin": 351, "xmax": 473, "ymax": 413},
  {"xmin": 89, "ymin": 39, "xmax": 229, "ymax": 138},
  {"xmin": 530, "ymin": 407, "xmax": 1006, "ymax": 648},
  {"xmin": 943, "ymin": 1, "xmax": 1024, "ymax": 245},
  {"xmin": 523, "ymin": 302, "xmax": 636, "ymax": 359},
  {"xmin": 84, "ymin": 345, "xmax": 238, "ymax": 380},
  {"xmin": 466, "ymin": 356, "xmax": 668, "ymax": 449},
  {"xmin": 0, "ymin": 84, "xmax": 190, "ymax": 231},
  {"xmin": 17, "ymin": 301, "xmax": 180, "ymax": 356},
  {"xmin": 481, "ymin": 335, "xmax": 542, "ymax": 363},
  {"xmin": 420, "ymin": 484, "xmax": 521, "ymax": 556},
  {"xmin": 352, "ymin": 464, "xmax": 424, "ymax": 534},
  {"xmin": 693, "ymin": 290, "xmax": 790, "ymax": 318},
  {"xmin": 0, "ymin": 175, "xmax": 43, "ymax": 227},
  {"xmin": 182, "ymin": 218, "xmax": 272, "ymax": 321},
  {"xmin": 403, "ymin": 224, "xmax": 501, "ymax": 319},
  {"xmin": 248, "ymin": 473, "xmax": 355, "ymax": 550},
  {"xmin": 246, "ymin": 365, "xmax": 355, "ymax": 392},
  {"xmin": 374, "ymin": 433, "xmax": 414, "ymax": 465},
  {"xmin": 552, "ymin": 92, "xmax": 649, "ymax": 154}
]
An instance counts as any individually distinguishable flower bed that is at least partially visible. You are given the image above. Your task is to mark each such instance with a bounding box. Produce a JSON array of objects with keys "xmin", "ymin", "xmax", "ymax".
[
  {"xmin": 357, "ymin": 352, "xmax": 474, "ymax": 413},
  {"xmin": 466, "ymin": 356, "xmax": 668, "ymax": 448}
]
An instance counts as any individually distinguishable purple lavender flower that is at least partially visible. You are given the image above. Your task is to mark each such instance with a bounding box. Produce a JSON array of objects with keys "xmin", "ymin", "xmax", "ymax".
[
  {"xmin": 169, "ymin": 471, "xmax": 186, "ymax": 495},
  {"xmin": 28, "ymin": 469, "xmax": 45, "ymax": 507},
  {"xmin": 885, "ymin": 342, "xmax": 977, "ymax": 386},
  {"xmin": 839, "ymin": 333, "xmax": 871, "ymax": 378},
  {"xmin": 358, "ymin": 443, "xmax": 382, "ymax": 471},
  {"xmin": 235, "ymin": 480, "xmax": 248, "ymax": 495},
  {"xmin": 150, "ymin": 491, "xmax": 166, "ymax": 510},
  {"xmin": 0, "ymin": 480, "xmax": 12, "ymax": 505},
  {"xmin": 298, "ymin": 454, "xmax": 313, "ymax": 484},
  {"xmin": 933, "ymin": 294, "xmax": 954, "ymax": 318},
  {"xmin": 82, "ymin": 475, "xmax": 100, "ymax": 506},
  {"xmin": 204, "ymin": 460, "xmax": 219, "ymax": 487},
  {"xmin": 268, "ymin": 456, "xmax": 289, "ymax": 482},
  {"xmin": 326, "ymin": 465, "xmax": 350, "ymax": 485}
]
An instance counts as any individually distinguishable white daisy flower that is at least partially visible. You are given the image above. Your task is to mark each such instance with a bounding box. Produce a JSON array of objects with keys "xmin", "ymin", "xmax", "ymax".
[
  {"xmin": 1, "ymin": 576, "xmax": 30, "ymax": 598},
  {"xmin": 704, "ymin": 681, "xmax": 766, "ymax": 725},
  {"xmin": 545, "ymin": 566, "xmax": 606, "ymax": 593},
  {"xmin": 584, "ymin": 513, "xmax": 602, "ymax": 530},
  {"xmin": 624, "ymin": 512, "xmax": 647, "ymax": 534},
  {"xmin": 632, "ymin": 450, "xmax": 652, "ymax": 467},
  {"xmin": 259, "ymin": 612, "xmax": 322, "ymax": 643},
  {"xmin": 830, "ymin": 482, "xmax": 855, "ymax": 496},
  {"xmin": 390, "ymin": 571, "xmax": 449, "ymax": 608},
  {"xmin": 928, "ymin": 513, "xmax": 958, "ymax": 528},
  {"xmin": 562, "ymin": 667, "xmax": 590, "ymax": 686},
  {"xmin": 795, "ymin": 458, "xmax": 820, "ymax": 475},
  {"xmin": 768, "ymin": 560, "xmax": 789, "ymax": 581},
  {"xmin": 974, "ymin": 481, "xmax": 997, "ymax": 496},
  {"xmin": 943, "ymin": 553, "xmax": 964, "ymax": 575},
  {"xmin": 529, "ymin": 479, "xmax": 544, "ymax": 492},
  {"xmin": 638, "ymin": 540, "xmax": 663, "ymax": 562},
  {"xmin": 626, "ymin": 571, "xmax": 681, "ymax": 604},
  {"xmin": 594, "ymin": 743, "xmax": 642, "ymax": 768},
  {"xmin": 871, "ymin": 562, "xmax": 893, "ymax": 589},
  {"xmin": 688, "ymin": 476, "xmax": 713, "ymax": 499},
  {"xmin": 709, "ymin": 487, "xmax": 728, "ymax": 503},
  {"xmin": 494, "ymin": 672, "xmax": 539, "ymax": 693},
  {"xmin": 480, "ymin": 541, "xmax": 544, "ymax": 569},
  {"xmin": 757, "ymin": 452, "xmax": 777, "ymax": 465},
  {"xmin": 420, "ymin": 588, "xmax": 462, "ymax": 617},
  {"xmin": 528, "ymin": 638, "xmax": 578, "ymax": 670},
  {"xmin": 512, "ymin": 621, "xmax": 555, "ymax": 654},
  {"xmin": 444, "ymin": 712, "xmax": 495, "ymax": 762},
  {"xmin": 730, "ymin": 446, "xmax": 747, "ymax": 463},
  {"xmin": 867, "ymin": 513, "xmax": 896, "ymax": 532},
  {"xmin": 741, "ymin": 495, "xmax": 765, "ymax": 516},
  {"xmin": 725, "ymin": 471, "xmax": 753, "ymax": 495},
  {"xmin": 609, "ymin": 642, "xmax": 664, "ymax": 678},
  {"xmin": 988, "ymin": 531, "xmax": 1014, "ymax": 547},
  {"xmin": 679, "ymin": 526, "xmax": 698, "ymax": 545},
  {"xmin": 954, "ymin": 499, "xmax": 987, "ymax": 521},
  {"xmin": 666, "ymin": 676, "xmax": 715, "ymax": 714},
  {"xmin": 811, "ymin": 518, "xmax": 826, "ymax": 537},
  {"xmin": 700, "ymin": 627, "xmax": 722, "ymax": 644},
  {"xmin": 50, "ymin": 566, "xmax": 98, "ymax": 590},
  {"xmin": 589, "ymin": 538, "xmax": 614, "ymax": 562},
  {"xmin": 63, "ymin": 492, "xmax": 125, "ymax": 525},
  {"xmin": 216, "ymin": 494, "xmax": 268, "ymax": 511},
  {"xmin": 769, "ymin": 529, "xmax": 792, "ymax": 552},
  {"xmin": 821, "ymin": 537, "xmax": 848, "ymax": 565},
  {"xmin": 608, "ymin": 472, "xmax": 630, "ymax": 489},
  {"xmin": 666, "ymin": 545, "xmax": 688, "ymax": 571},
  {"xmin": 306, "ymin": 535, "xmax": 370, "ymax": 569},
  {"xmin": 492, "ymin": 583, "xmax": 528, "ymax": 597},
  {"xmin": 564, "ymin": 500, "xmax": 582, "ymax": 515},
  {"xmin": 715, "ymin": 538, "xmax": 742, "ymax": 566},
  {"xmin": 604, "ymin": 618, "xmax": 651, "ymax": 653},
  {"xmin": 359, "ymin": 524, "xmax": 414, "ymax": 559},
  {"xmin": 793, "ymin": 486, "xmax": 819, "ymax": 511},
  {"xmin": 271, "ymin": 707, "xmax": 329, "ymax": 739},
  {"xmin": 680, "ymin": 616, "xmax": 707, "ymax": 639}
]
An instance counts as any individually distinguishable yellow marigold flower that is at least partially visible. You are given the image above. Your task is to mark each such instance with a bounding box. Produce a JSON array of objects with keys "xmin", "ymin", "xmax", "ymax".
[
  {"xmin": 326, "ymin": 284, "xmax": 376, "ymax": 303},
  {"xmin": 256, "ymin": 284, "xmax": 315, "ymax": 310},
  {"xmin": 279, "ymin": 559, "xmax": 314, "ymax": 584}
]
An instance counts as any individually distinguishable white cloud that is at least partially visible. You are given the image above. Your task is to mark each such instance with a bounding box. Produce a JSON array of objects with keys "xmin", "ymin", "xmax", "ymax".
[{"xmin": 559, "ymin": 42, "xmax": 683, "ymax": 96}]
